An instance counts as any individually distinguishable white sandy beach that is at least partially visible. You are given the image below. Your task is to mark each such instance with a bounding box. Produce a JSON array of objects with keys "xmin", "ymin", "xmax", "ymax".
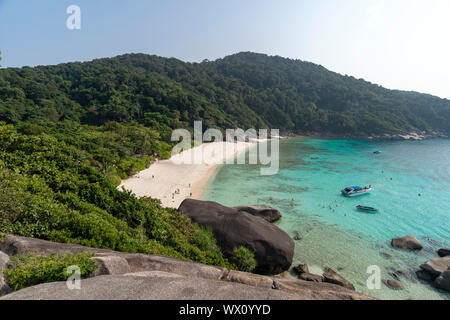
[{"xmin": 118, "ymin": 141, "xmax": 257, "ymax": 208}]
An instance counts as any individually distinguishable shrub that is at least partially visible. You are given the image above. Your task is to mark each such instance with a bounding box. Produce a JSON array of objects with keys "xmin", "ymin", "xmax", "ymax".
[
  {"xmin": 230, "ymin": 246, "xmax": 257, "ymax": 273},
  {"xmin": 3, "ymin": 252, "xmax": 98, "ymax": 291}
]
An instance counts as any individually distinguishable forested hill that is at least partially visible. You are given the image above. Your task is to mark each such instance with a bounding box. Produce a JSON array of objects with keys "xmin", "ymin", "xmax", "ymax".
[{"xmin": 1, "ymin": 52, "xmax": 450, "ymax": 136}]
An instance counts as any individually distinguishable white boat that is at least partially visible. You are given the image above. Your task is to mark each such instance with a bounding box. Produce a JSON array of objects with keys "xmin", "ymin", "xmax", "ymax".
[{"xmin": 341, "ymin": 186, "xmax": 372, "ymax": 197}]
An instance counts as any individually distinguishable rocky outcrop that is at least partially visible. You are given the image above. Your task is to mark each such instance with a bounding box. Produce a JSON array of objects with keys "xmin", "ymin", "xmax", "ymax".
[
  {"xmin": 434, "ymin": 270, "xmax": 450, "ymax": 292},
  {"xmin": 415, "ymin": 256, "xmax": 450, "ymax": 292},
  {"xmin": 391, "ymin": 235, "xmax": 423, "ymax": 251},
  {"xmin": 225, "ymin": 270, "xmax": 274, "ymax": 289},
  {"xmin": 90, "ymin": 256, "xmax": 131, "ymax": 277},
  {"xmin": 178, "ymin": 199, "xmax": 294, "ymax": 275},
  {"xmin": 419, "ymin": 256, "xmax": 450, "ymax": 278},
  {"xmin": 0, "ymin": 272, "xmax": 373, "ymax": 300},
  {"xmin": 437, "ymin": 248, "xmax": 450, "ymax": 257},
  {"xmin": 292, "ymin": 263, "xmax": 323, "ymax": 282},
  {"xmin": 233, "ymin": 205, "xmax": 282, "ymax": 223},
  {"xmin": 272, "ymin": 278, "xmax": 371, "ymax": 300},
  {"xmin": 293, "ymin": 264, "xmax": 309, "ymax": 275},
  {"xmin": 322, "ymin": 268, "xmax": 355, "ymax": 290},
  {"xmin": 0, "ymin": 234, "xmax": 374, "ymax": 300},
  {"xmin": 0, "ymin": 251, "xmax": 12, "ymax": 296},
  {"xmin": 0, "ymin": 274, "xmax": 302, "ymax": 300},
  {"xmin": 298, "ymin": 273, "xmax": 324, "ymax": 283}
]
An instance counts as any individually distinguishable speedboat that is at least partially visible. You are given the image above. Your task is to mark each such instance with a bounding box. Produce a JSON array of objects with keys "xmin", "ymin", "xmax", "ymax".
[
  {"xmin": 357, "ymin": 205, "xmax": 379, "ymax": 212},
  {"xmin": 373, "ymin": 151, "xmax": 382, "ymax": 154},
  {"xmin": 341, "ymin": 186, "xmax": 372, "ymax": 197}
]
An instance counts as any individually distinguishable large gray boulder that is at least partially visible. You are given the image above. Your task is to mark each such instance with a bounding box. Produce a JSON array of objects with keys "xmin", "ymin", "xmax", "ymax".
[
  {"xmin": 391, "ymin": 235, "xmax": 423, "ymax": 251},
  {"xmin": 419, "ymin": 256, "xmax": 450, "ymax": 278},
  {"xmin": 437, "ymin": 248, "xmax": 450, "ymax": 257},
  {"xmin": 434, "ymin": 270, "xmax": 450, "ymax": 292},
  {"xmin": 233, "ymin": 205, "xmax": 282, "ymax": 223},
  {"xmin": 178, "ymin": 199, "xmax": 294, "ymax": 275},
  {"xmin": 0, "ymin": 251, "xmax": 12, "ymax": 296},
  {"xmin": 0, "ymin": 273, "xmax": 300, "ymax": 300}
]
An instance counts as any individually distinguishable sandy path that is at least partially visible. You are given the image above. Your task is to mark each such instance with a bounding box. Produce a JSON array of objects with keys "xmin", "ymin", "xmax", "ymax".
[{"xmin": 118, "ymin": 141, "xmax": 256, "ymax": 208}]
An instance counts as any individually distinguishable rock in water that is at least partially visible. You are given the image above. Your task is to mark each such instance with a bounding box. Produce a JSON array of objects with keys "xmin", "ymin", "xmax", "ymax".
[
  {"xmin": 434, "ymin": 270, "xmax": 450, "ymax": 292},
  {"xmin": 293, "ymin": 232, "xmax": 302, "ymax": 241},
  {"xmin": 298, "ymin": 273, "xmax": 324, "ymax": 283},
  {"xmin": 416, "ymin": 270, "xmax": 434, "ymax": 281},
  {"xmin": 293, "ymin": 264, "xmax": 309, "ymax": 275},
  {"xmin": 391, "ymin": 235, "xmax": 423, "ymax": 251},
  {"xmin": 380, "ymin": 252, "xmax": 392, "ymax": 259},
  {"xmin": 233, "ymin": 205, "xmax": 282, "ymax": 223},
  {"xmin": 322, "ymin": 268, "xmax": 355, "ymax": 290},
  {"xmin": 419, "ymin": 256, "xmax": 450, "ymax": 278},
  {"xmin": 384, "ymin": 279, "xmax": 403, "ymax": 290},
  {"xmin": 437, "ymin": 248, "xmax": 450, "ymax": 257},
  {"xmin": 178, "ymin": 199, "xmax": 294, "ymax": 275}
]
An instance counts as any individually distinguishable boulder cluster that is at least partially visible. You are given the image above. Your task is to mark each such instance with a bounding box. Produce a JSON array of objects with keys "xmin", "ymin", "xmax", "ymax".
[
  {"xmin": 391, "ymin": 235, "xmax": 450, "ymax": 292},
  {"xmin": 292, "ymin": 263, "xmax": 355, "ymax": 291},
  {"xmin": 0, "ymin": 234, "xmax": 373, "ymax": 300},
  {"xmin": 178, "ymin": 199, "xmax": 294, "ymax": 275}
]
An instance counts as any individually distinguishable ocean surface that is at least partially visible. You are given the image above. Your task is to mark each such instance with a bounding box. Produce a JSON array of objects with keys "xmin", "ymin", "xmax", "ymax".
[{"xmin": 202, "ymin": 137, "xmax": 450, "ymax": 300}]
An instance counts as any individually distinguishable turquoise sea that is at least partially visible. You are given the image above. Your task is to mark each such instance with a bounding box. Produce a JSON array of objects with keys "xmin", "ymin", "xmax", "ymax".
[{"xmin": 202, "ymin": 137, "xmax": 450, "ymax": 300}]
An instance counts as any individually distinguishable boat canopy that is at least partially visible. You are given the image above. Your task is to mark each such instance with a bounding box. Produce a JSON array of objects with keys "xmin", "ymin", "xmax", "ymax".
[{"xmin": 351, "ymin": 186, "xmax": 363, "ymax": 190}]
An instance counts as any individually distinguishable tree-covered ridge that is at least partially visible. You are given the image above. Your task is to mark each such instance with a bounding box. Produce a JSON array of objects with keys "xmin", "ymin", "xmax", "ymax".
[{"xmin": 1, "ymin": 51, "xmax": 450, "ymax": 136}]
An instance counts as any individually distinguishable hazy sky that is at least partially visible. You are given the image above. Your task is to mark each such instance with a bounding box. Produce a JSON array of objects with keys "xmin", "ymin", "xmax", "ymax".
[{"xmin": 1, "ymin": 0, "xmax": 449, "ymax": 99}]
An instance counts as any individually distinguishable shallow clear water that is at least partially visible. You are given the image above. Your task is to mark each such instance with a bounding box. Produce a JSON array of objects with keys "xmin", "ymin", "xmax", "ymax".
[{"xmin": 202, "ymin": 137, "xmax": 450, "ymax": 300}]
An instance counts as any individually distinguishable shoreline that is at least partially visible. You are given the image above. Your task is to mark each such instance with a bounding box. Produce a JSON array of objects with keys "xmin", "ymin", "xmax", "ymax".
[
  {"xmin": 287, "ymin": 131, "xmax": 448, "ymax": 141},
  {"xmin": 119, "ymin": 141, "xmax": 258, "ymax": 208}
]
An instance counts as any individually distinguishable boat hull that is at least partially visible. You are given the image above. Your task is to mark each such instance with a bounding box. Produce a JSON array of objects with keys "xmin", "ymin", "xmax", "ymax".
[
  {"xmin": 341, "ymin": 189, "xmax": 372, "ymax": 197},
  {"xmin": 357, "ymin": 206, "xmax": 379, "ymax": 212}
]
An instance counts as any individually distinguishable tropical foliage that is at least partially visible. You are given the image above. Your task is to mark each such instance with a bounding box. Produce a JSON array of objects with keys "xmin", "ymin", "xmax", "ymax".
[
  {"xmin": 3, "ymin": 252, "xmax": 98, "ymax": 290},
  {"xmin": 0, "ymin": 123, "xmax": 231, "ymax": 269},
  {"xmin": 230, "ymin": 246, "xmax": 257, "ymax": 273}
]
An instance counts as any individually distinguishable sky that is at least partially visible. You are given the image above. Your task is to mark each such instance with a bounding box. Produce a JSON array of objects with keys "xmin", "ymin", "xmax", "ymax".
[{"xmin": 1, "ymin": 0, "xmax": 450, "ymax": 99}]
